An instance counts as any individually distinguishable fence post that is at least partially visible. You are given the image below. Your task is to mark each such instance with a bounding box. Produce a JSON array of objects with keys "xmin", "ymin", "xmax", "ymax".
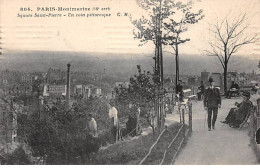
[
  {"xmin": 179, "ymin": 104, "xmax": 182, "ymax": 123},
  {"xmin": 188, "ymin": 100, "xmax": 192, "ymax": 132},
  {"xmin": 182, "ymin": 109, "xmax": 185, "ymax": 139}
]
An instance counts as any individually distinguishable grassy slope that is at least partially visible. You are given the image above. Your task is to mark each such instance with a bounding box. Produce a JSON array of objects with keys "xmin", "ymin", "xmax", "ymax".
[{"xmin": 92, "ymin": 122, "xmax": 183, "ymax": 165}]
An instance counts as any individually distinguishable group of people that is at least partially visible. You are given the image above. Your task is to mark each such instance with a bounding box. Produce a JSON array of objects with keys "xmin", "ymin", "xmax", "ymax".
[
  {"xmin": 84, "ymin": 101, "xmax": 143, "ymax": 143},
  {"xmin": 203, "ymin": 77, "xmax": 259, "ymax": 131},
  {"xmin": 85, "ymin": 79, "xmax": 259, "ymax": 140},
  {"xmin": 84, "ymin": 101, "xmax": 119, "ymax": 143}
]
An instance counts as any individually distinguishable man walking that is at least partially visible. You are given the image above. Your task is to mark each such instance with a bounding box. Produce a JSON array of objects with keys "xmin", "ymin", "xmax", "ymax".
[{"xmin": 204, "ymin": 77, "xmax": 221, "ymax": 131}]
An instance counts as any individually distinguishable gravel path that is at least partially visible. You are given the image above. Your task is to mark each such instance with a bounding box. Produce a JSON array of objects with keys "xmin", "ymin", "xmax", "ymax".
[{"xmin": 171, "ymin": 98, "xmax": 258, "ymax": 165}]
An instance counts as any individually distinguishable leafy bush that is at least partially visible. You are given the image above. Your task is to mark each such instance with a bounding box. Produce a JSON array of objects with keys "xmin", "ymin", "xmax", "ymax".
[
  {"xmin": 0, "ymin": 146, "xmax": 31, "ymax": 165},
  {"xmin": 17, "ymin": 99, "xmax": 105, "ymax": 164},
  {"xmin": 114, "ymin": 65, "xmax": 159, "ymax": 134}
]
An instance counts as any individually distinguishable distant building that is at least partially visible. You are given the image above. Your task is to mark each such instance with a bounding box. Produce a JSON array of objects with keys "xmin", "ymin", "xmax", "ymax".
[
  {"xmin": 43, "ymin": 84, "xmax": 67, "ymax": 97},
  {"xmin": 201, "ymin": 70, "xmax": 210, "ymax": 86},
  {"xmin": 115, "ymin": 82, "xmax": 130, "ymax": 88},
  {"xmin": 20, "ymin": 74, "xmax": 32, "ymax": 84},
  {"xmin": 188, "ymin": 77, "xmax": 196, "ymax": 86},
  {"xmin": 237, "ymin": 74, "xmax": 249, "ymax": 86},
  {"xmin": 0, "ymin": 70, "xmax": 20, "ymax": 85},
  {"xmin": 73, "ymin": 84, "xmax": 102, "ymax": 99},
  {"xmin": 212, "ymin": 73, "xmax": 223, "ymax": 93},
  {"xmin": 0, "ymin": 98, "xmax": 17, "ymax": 145},
  {"xmin": 3, "ymin": 84, "xmax": 32, "ymax": 96},
  {"xmin": 46, "ymin": 68, "xmax": 65, "ymax": 84}
]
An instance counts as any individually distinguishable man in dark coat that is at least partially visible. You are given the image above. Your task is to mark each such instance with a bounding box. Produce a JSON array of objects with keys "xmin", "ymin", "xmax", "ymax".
[
  {"xmin": 204, "ymin": 77, "xmax": 221, "ymax": 131},
  {"xmin": 221, "ymin": 91, "xmax": 253, "ymax": 128},
  {"xmin": 197, "ymin": 81, "xmax": 205, "ymax": 101}
]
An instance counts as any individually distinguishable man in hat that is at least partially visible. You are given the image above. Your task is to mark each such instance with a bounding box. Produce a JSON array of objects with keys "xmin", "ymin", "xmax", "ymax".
[
  {"xmin": 204, "ymin": 77, "xmax": 221, "ymax": 131},
  {"xmin": 220, "ymin": 91, "xmax": 253, "ymax": 128},
  {"xmin": 84, "ymin": 113, "xmax": 98, "ymax": 137}
]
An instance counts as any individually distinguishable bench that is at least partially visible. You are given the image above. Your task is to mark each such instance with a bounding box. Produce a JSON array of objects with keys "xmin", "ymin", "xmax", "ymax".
[
  {"xmin": 239, "ymin": 106, "xmax": 256, "ymax": 129},
  {"xmin": 227, "ymin": 88, "xmax": 240, "ymax": 99}
]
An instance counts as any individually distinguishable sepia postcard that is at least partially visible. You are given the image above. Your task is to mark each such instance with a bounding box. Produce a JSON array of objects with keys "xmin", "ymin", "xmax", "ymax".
[{"xmin": 0, "ymin": 0, "xmax": 259, "ymax": 165}]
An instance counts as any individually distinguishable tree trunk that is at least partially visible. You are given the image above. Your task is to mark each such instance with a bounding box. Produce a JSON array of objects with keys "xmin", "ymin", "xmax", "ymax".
[
  {"xmin": 175, "ymin": 43, "xmax": 179, "ymax": 90},
  {"xmin": 223, "ymin": 64, "xmax": 228, "ymax": 95},
  {"xmin": 152, "ymin": 125, "xmax": 155, "ymax": 140}
]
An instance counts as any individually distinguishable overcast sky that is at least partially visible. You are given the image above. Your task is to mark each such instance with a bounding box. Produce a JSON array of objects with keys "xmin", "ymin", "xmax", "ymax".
[{"xmin": 0, "ymin": 0, "xmax": 259, "ymax": 58}]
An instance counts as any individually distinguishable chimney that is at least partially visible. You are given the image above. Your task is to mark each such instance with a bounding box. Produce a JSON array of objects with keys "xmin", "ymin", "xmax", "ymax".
[{"xmin": 66, "ymin": 63, "xmax": 71, "ymax": 102}]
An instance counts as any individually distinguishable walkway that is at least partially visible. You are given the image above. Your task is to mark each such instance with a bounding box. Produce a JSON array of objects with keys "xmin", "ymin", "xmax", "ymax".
[{"xmin": 171, "ymin": 98, "xmax": 258, "ymax": 165}]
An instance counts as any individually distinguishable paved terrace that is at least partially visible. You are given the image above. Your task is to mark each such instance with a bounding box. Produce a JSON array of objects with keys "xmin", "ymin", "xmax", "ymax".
[{"xmin": 166, "ymin": 98, "xmax": 258, "ymax": 165}]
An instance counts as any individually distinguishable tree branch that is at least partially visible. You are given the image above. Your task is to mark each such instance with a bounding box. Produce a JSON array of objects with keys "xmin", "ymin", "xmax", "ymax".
[
  {"xmin": 204, "ymin": 50, "xmax": 225, "ymax": 68},
  {"xmin": 228, "ymin": 34, "xmax": 259, "ymax": 61}
]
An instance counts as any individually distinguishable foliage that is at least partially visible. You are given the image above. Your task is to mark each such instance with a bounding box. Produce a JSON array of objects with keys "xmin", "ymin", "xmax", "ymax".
[
  {"xmin": 0, "ymin": 146, "xmax": 31, "ymax": 165},
  {"xmin": 131, "ymin": 0, "xmax": 204, "ymax": 87},
  {"xmin": 92, "ymin": 122, "xmax": 182, "ymax": 165},
  {"xmin": 131, "ymin": 0, "xmax": 173, "ymax": 46},
  {"xmin": 163, "ymin": 1, "xmax": 204, "ymax": 47},
  {"xmin": 163, "ymin": 0, "xmax": 204, "ymax": 85},
  {"xmin": 115, "ymin": 65, "xmax": 158, "ymax": 133},
  {"xmin": 16, "ymin": 98, "xmax": 111, "ymax": 164}
]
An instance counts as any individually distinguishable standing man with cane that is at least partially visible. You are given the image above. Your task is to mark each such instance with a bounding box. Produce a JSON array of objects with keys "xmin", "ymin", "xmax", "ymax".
[{"xmin": 204, "ymin": 77, "xmax": 221, "ymax": 131}]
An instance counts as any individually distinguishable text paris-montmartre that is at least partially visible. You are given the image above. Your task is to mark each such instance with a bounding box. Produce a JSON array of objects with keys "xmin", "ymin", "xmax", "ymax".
[{"xmin": 36, "ymin": 7, "xmax": 91, "ymax": 11}]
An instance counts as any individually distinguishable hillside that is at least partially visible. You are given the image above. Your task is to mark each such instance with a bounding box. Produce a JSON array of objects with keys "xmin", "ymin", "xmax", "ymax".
[{"xmin": 0, "ymin": 50, "xmax": 258, "ymax": 75}]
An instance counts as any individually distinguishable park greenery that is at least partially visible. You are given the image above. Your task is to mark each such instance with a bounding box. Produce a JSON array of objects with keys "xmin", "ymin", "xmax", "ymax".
[
  {"xmin": 115, "ymin": 65, "xmax": 158, "ymax": 135},
  {"xmin": 11, "ymin": 97, "xmax": 111, "ymax": 164},
  {"xmin": 132, "ymin": 0, "xmax": 204, "ymax": 85}
]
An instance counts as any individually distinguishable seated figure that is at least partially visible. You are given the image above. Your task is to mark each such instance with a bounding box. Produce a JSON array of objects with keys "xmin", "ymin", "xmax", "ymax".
[
  {"xmin": 227, "ymin": 81, "xmax": 240, "ymax": 98},
  {"xmin": 221, "ymin": 92, "xmax": 253, "ymax": 128}
]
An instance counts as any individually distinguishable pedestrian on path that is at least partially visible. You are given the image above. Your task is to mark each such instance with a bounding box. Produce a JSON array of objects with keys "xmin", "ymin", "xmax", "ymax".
[{"xmin": 203, "ymin": 77, "xmax": 221, "ymax": 131}]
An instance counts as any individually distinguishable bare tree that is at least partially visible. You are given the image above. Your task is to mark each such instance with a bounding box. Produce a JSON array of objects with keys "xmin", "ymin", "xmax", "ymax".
[{"xmin": 205, "ymin": 13, "xmax": 259, "ymax": 94}]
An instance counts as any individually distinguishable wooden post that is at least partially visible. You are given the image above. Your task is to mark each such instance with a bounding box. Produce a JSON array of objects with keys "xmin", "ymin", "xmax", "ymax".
[
  {"xmin": 188, "ymin": 101, "xmax": 192, "ymax": 132},
  {"xmin": 179, "ymin": 105, "xmax": 182, "ymax": 123},
  {"xmin": 110, "ymin": 117, "xmax": 116, "ymax": 143},
  {"xmin": 182, "ymin": 109, "xmax": 185, "ymax": 138},
  {"xmin": 136, "ymin": 108, "xmax": 140, "ymax": 135},
  {"xmin": 66, "ymin": 63, "xmax": 71, "ymax": 103}
]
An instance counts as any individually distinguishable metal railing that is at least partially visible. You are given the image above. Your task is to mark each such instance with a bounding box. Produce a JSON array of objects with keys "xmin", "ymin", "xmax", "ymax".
[{"xmin": 139, "ymin": 99, "xmax": 193, "ymax": 165}]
